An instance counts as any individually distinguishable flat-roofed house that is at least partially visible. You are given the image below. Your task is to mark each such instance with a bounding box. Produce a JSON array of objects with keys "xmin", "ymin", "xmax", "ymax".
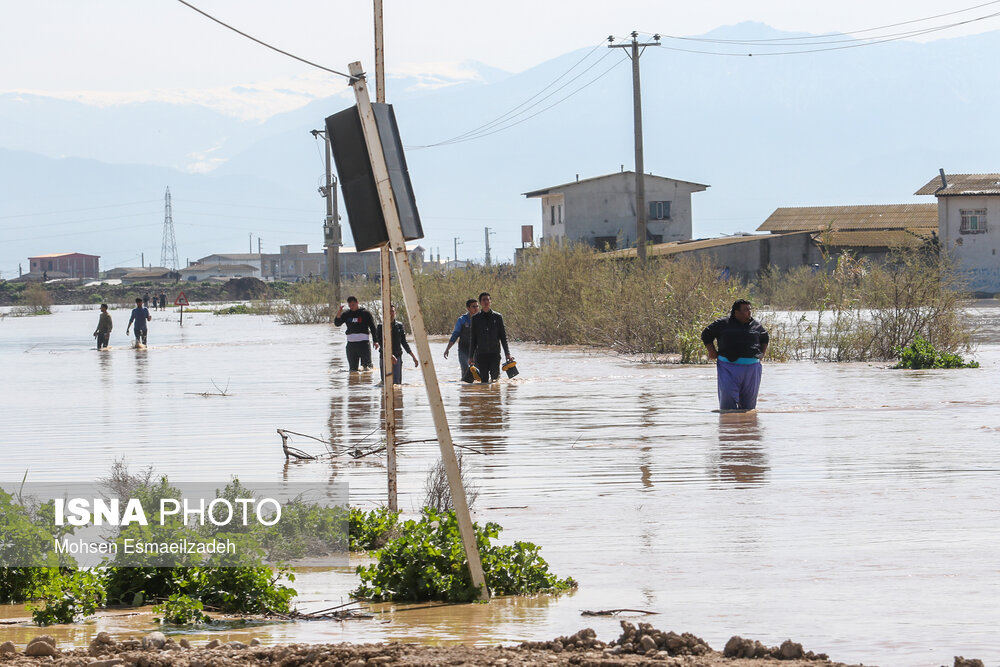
[
  {"xmin": 523, "ymin": 171, "xmax": 709, "ymax": 250},
  {"xmin": 28, "ymin": 252, "xmax": 100, "ymax": 279},
  {"xmin": 916, "ymin": 171, "xmax": 1000, "ymax": 294}
]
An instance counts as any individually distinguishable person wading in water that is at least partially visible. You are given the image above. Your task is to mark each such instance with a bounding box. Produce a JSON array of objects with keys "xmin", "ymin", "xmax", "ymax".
[{"xmin": 701, "ymin": 299, "xmax": 769, "ymax": 411}]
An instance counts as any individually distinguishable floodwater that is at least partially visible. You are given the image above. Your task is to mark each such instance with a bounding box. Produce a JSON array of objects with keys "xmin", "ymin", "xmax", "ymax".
[{"xmin": 1, "ymin": 301, "xmax": 999, "ymax": 666}]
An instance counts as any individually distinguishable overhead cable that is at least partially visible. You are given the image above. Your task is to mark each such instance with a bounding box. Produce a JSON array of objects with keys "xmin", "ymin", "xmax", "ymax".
[{"xmin": 173, "ymin": 0, "xmax": 355, "ymax": 80}]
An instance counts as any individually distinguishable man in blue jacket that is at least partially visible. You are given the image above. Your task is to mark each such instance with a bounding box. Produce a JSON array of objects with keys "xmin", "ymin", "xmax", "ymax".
[
  {"xmin": 126, "ymin": 297, "xmax": 151, "ymax": 346},
  {"xmin": 443, "ymin": 298, "xmax": 479, "ymax": 376}
]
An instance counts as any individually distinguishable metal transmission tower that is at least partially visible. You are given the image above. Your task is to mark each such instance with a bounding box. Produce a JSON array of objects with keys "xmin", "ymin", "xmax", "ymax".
[{"xmin": 160, "ymin": 187, "xmax": 179, "ymax": 270}]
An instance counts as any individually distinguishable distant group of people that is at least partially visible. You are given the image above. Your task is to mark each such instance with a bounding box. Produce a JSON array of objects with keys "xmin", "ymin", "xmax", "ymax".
[
  {"xmin": 92, "ymin": 296, "xmax": 161, "ymax": 349},
  {"xmin": 144, "ymin": 292, "xmax": 168, "ymax": 311},
  {"xmin": 332, "ymin": 292, "xmax": 516, "ymax": 386}
]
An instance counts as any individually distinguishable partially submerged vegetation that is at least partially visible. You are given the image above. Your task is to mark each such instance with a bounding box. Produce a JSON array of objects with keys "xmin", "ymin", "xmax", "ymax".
[
  {"xmin": 893, "ymin": 334, "xmax": 980, "ymax": 369},
  {"xmin": 353, "ymin": 508, "xmax": 576, "ymax": 603}
]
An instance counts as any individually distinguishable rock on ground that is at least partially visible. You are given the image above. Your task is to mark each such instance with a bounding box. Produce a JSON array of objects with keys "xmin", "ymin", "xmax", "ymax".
[{"xmin": 0, "ymin": 628, "xmax": 872, "ymax": 667}]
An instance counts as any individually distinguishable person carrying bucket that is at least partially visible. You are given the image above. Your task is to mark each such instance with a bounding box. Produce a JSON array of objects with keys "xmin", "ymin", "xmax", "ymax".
[
  {"xmin": 443, "ymin": 298, "xmax": 478, "ymax": 376},
  {"xmin": 468, "ymin": 292, "xmax": 513, "ymax": 383},
  {"xmin": 701, "ymin": 299, "xmax": 769, "ymax": 411}
]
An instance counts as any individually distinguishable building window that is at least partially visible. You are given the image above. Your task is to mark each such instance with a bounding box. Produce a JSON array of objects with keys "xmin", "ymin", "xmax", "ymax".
[
  {"xmin": 959, "ymin": 209, "xmax": 987, "ymax": 234},
  {"xmin": 593, "ymin": 236, "xmax": 617, "ymax": 250},
  {"xmin": 550, "ymin": 205, "xmax": 556, "ymax": 226},
  {"xmin": 649, "ymin": 201, "xmax": 671, "ymax": 220}
]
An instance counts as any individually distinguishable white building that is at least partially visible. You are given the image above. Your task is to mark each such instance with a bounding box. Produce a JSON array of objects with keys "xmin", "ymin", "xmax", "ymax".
[
  {"xmin": 916, "ymin": 171, "xmax": 1000, "ymax": 294},
  {"xmin": 194, "ymin": 253, "xmax": 262, "ymax": 273},
  {"xmin": 181, "ymin": 263, "xmax": 259, "ymax": 282},
  {"xmin": 523, "ymin": 171, "xmax": 709, "ymax": 249}
]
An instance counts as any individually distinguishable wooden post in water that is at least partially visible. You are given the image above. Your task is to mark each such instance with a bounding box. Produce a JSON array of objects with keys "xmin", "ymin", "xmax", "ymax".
[{"xmin": 347, "ymin": 61, "xmax": 488, "ymax": 600}]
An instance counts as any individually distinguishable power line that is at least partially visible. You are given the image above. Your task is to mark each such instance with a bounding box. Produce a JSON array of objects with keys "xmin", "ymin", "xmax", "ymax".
[
  {"xmin": 411, "ymin": 51, "xmax": 629, "ymax": 149},
  {"xmin": 431, "ymin": 56, "xmax": 629, "ymax": 147},
  {"xmin": 1, "ymin": 210, "xmax": 161, "ymax": 233},
  {"xmin": 0, "ymin": 199, "xmax": 160, "ymax": 220},
  {"xmin": 643, "ymin": 0, "xmax": 1000, "ymax": 45},
  {"xmin": 638, "ymin": 6, "xmax": 1000, "ymax": 56},
  {"xmin": 417, "ymin": 38, "xmax": 611, "ymax": 148},
  {"xmin": 173, "ymin": 0, "xmax": 355, "ymax": 80}
]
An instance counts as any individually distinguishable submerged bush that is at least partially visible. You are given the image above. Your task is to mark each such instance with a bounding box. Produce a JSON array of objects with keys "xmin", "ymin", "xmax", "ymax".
[
  {"xmin": 353, "ymin": 509, "xmax": 575, "ymax": 602},
  {"xmin": 893, "ymin": 335, "xmax": 979, "ymax": 369},
  {"xmin": 153, "ymin": 593, "xmax": 212, "ymax": 625},
  {"xmin": 349, "ymin": 506, "xmax": 400, "ymax": 552},
  {"xmin": 29, "ymin": 569, "xmax": 105, "ymax": 625}
]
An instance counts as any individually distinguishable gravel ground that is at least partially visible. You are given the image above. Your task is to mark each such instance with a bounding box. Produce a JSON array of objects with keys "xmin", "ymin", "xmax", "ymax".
[{"xmin": 0, "ymin": 624, "xmax": 984, "ymax": 667}]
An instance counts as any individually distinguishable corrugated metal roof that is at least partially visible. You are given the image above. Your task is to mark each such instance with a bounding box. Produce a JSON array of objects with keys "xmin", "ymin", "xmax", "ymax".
[
  {"xmin": 523, "ymin": 171, "xmax": 710, "ymax": 198},
  {"xmin": 757, "ymin": 204, "xmax": 937, "ymax": 232},
  {"xmin": 186, "ymin": 263, "xmax": 257, "ymax": 272},
  {"xmin": 814, "ymin": 228, "xmax": 937, "ymax": 248},
  {"xmin": 914, "ymin": 173, "xmax": 1000, "ymax": 196},
  {"xmin": 604, "ymin": 232, "xmax": 814, "ymax": 259}
]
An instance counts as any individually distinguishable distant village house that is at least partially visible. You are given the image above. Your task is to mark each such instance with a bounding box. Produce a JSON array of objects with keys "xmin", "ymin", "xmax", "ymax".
[
  {"xmin": 26, "ymin": 252, "xmax": 100, "ymax": 280},
  {"xmin": 916, "ymin": 171, "xmax": 1000, "ymax": 294},
  {"xmin": 523, "ymin": 171, "xmax": 709, "ymax": 249}
]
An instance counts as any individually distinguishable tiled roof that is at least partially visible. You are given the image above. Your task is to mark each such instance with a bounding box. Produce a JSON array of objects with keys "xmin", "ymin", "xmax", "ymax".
[
  {"xmin": 757, "ymin": 204, "xmax": 937, "ymax": 232},
  {"xmin": 814, "ymin": 228, "xmax": 937, "ymax": 248},
  {"xmin": 915, "ymin": 173, "xmax": 1000, "ymax": 196}
]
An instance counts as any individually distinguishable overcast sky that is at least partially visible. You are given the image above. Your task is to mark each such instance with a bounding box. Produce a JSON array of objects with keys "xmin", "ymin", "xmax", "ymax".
[{"xmin": 4, "ymin": 0, "xmax": 999, "ymax": 95}]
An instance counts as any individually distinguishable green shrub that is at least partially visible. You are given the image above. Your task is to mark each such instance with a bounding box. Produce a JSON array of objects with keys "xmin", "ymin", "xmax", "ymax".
[
  {"xmin": 353, "ymin": 509, "xmax": 575, "ymax": 602},
  {"xmin": 893, "ymin": 335, "xmax": 979, "ymax": 369},
  {"xmin": 349, "ymin": 507, "xmax": 400, "ymax": 552},
  {"xmin": 153, "ymin": 593, "xmax": 212, "ymax": 624},
  {"xmin": 29, "ymin": 569, "xmax": 105, "ymax": 625}
]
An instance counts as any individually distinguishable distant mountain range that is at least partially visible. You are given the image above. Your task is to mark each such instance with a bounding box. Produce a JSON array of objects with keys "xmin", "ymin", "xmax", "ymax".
[{"xmin": 2, "ymin": 22, "xmax": 998, "ymax": 277}]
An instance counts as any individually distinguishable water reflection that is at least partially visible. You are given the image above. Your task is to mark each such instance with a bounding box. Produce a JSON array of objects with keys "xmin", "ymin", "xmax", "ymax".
[
  {"xmin": 713, "ymin": 411, "xmax": 768, "ymax": 486},
  {"xmin": 457, "ymin": 384, "xmax": 507, "ymax": 453}
]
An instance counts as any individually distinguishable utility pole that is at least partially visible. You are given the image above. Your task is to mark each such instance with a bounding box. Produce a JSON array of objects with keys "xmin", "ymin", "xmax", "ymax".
[
  {"xmin": 249, "ymin": 233, "xmax": 253, "ymax": 254},
  {"xmin": 374, "ymin": 0, "xmax": 398, "ymax": 512},
  {"xmin": 609, "ymin": 32, "xmax": 659, "ymax": 263},
  {"xmin": 453, "ymin": 237, "xmax": 462, "ymax": 268},
  {"xmin": 311, "ymin": 128, "xmax": 343, "ymax": 302},
  {"xmin": 484, "ymin": 227, "xmax": 495, "ymax": 265}
]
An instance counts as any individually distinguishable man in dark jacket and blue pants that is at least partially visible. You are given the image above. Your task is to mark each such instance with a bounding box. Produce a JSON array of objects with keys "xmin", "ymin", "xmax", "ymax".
[
  {"xmin": 701, "ymin": 299, "xmax": 769, "ymax": 411},
  {"xmin": 468, "ymin": 292, "xmax": 513, "ymax": 383}
]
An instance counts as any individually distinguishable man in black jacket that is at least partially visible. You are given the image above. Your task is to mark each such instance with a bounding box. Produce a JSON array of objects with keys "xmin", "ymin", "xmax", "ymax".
[
  {"xmin": 468, "ymin": 292, "xmax": 513, "ymax": 383},
  {"xmin": 376, "ymin": 304, "xmax": 418, "ymax": 385},
  {"xmin": 333, "ymin": 296, "xmax": 379, "ymax": 371},
  {"xmin": 701, "ymin": 299, "xmax": 769, "ymax": 411}
]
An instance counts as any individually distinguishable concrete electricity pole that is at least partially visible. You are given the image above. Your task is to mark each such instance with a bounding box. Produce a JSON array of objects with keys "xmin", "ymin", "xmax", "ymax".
[
  {"xmin": 311, "ymin": 128, "xmax": 342, "ymax": 304},
  {"xmin": 609, "ymin": 32, "xmax": 659, "ymax": 263},
  {"xmin": 484, "ymin": 227, "xmax": 495, "ymax": 265},
  {"xmin": 453, "ymin": 237, "xmax": 462, "ymax": 268}
]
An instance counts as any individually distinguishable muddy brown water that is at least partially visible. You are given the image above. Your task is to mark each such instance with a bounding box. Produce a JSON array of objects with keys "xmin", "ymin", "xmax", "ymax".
[{"xmin": 2, "ymin": 302, "xmax": 999, "ymax": 666}]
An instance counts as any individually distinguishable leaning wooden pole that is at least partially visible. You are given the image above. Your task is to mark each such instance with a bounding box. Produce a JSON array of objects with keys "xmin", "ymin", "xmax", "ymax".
[{"xmin": 347, "ymin": 61, "xmax": 488, "ymax": 600}]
